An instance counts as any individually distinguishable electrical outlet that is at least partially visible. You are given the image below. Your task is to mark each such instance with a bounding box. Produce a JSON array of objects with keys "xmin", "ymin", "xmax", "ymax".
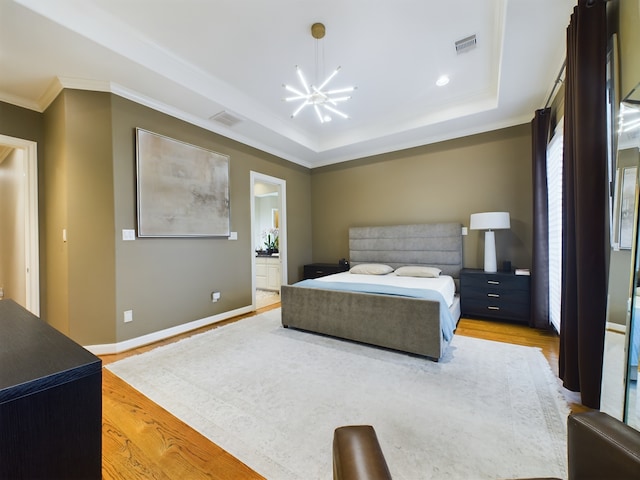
[
  {"xmin": 211, "ymin": 291, "xmax": 221, "ymax": 302},
  {"xmin": 124, "ymin": 310, "xmax": 133, "ymax": 323}
]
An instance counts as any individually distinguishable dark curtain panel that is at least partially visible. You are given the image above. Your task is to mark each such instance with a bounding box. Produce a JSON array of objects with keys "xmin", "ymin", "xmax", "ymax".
[
  {"xmin": 531, "ymin": 108, "xmax": 551, "ymax": 329},
  {"xmin": 559, "ymin": 0, "xmax": 608, "ymax": 409}
]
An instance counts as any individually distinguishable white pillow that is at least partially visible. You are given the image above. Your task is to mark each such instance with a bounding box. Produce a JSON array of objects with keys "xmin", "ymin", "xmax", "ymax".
[
  {"xmin": 394, "ymin": 266, "xmax": 441, "ymax": 278},
  {"xmin": 349, "ymin": 263, "xmax": 394, "ymax": 275}
]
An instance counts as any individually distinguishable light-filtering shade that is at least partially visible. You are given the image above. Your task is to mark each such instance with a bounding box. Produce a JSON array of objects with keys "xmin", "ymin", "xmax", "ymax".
[
  {"xmin": 469, "ymin": 212, "xmax": 511, "ymax": 273},
  {"xmin": 470, "ymin": 211, "xmax": 511, "ymax": 231}
]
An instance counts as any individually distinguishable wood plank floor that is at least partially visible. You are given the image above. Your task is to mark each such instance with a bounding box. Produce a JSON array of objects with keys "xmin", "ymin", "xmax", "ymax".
[{"xmin": 100, "ymin": 306, "xmax": 587, "ymax": 479}]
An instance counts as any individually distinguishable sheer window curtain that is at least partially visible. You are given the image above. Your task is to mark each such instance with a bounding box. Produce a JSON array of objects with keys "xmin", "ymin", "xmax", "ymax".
[
  {"xmin": 531, "ymin": 108, "xmax": 551, "ymax": 329},
  {"xmin": 559, "ymin": 0, "xmax": 608, "ymax": 409},
  {"xmin": 547, "ymin": 123, "xmax": 564, "ymax": 333}
]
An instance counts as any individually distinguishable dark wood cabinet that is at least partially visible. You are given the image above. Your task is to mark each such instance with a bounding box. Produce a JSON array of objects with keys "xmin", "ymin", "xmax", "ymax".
[
  {"xmin": 460, "ymin": 268, "xmax": 531, "ymax": 323},
  {"xmin": 303, "ymin": 262, "xmax": 349, "ymax": 279},
  {"xmin": 0, "ymin": 299, "xmax": 102, "ymax": 479}
]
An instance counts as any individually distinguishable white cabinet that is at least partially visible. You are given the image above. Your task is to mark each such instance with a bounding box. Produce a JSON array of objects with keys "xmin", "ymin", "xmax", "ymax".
[{"xmin": 256, "ymin": 256, "xmax": 281, "ymax": 291}]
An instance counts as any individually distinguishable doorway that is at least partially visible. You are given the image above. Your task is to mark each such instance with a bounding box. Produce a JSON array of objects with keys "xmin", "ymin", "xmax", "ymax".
[
  {"xmin": 0, "ymin": 134, "xmax": 39, "ymax": 316},
  {"xmin": 250, "ymin": 172, "xmax": 287, "ymax": 309}
]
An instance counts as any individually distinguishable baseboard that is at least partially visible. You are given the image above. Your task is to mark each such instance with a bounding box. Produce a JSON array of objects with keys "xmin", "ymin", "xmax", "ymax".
[{"xmin": 85, "ymin": 304, "xmax": 255, "ymax": 355}]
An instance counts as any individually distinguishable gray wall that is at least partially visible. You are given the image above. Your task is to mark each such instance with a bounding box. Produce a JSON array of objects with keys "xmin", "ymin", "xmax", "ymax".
[
  {"xmin": 109, "ymin": 94, "xmax": 312, "ymax": 344},
  {"xmin": 310, "ymin": 124, "xmax": 533, "ymax": 271},
  {"xmin": 42, "ymin": 90, "xmax": 116, "ymax": 342}
]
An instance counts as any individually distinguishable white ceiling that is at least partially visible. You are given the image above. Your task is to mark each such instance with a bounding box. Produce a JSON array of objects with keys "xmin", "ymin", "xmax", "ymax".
[{"xmin": 0, "ymin": 0, "xmax": 576, "ymax": 168}]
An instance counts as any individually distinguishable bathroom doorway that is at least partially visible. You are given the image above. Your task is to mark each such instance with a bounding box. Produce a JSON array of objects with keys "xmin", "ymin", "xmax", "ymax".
[{"xmin": 250, "ymin": 172, "xmax": 287, "ymax": 309}]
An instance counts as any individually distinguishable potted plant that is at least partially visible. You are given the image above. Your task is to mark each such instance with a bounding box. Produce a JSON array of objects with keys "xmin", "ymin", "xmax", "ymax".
[{"xmin": 263, "ymin": 228, "xmax": 279, "ymax": 254}]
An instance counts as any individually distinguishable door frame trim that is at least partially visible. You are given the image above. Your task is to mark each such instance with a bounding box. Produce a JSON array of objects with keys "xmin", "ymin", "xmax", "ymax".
[{"xmin": 250, "ymin": 171, "xmax": 287, "ymax": 308}]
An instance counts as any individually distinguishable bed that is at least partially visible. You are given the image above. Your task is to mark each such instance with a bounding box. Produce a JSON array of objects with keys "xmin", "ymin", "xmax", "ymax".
[{"xmin": 281, "ymin": 223, "xmax": 463, "ymax": 361}]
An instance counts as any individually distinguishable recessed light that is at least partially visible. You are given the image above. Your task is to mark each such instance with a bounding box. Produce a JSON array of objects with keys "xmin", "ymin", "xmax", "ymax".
[{"xmin": 436, "ymin": 75, "xmax": 450, "ymax": 87}]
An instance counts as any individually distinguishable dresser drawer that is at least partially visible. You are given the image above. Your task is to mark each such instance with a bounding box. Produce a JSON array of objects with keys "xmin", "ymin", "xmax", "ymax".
[
  {"xmin": 462, "ymin": 288, "xmax": 530, "ymax": 305},
  {"xmin": 461, "ymin": 297, "xmax": 530, "ymax": 322},
  {"xmin": 461, "ymin": 273, "xmax": 529, "ymax": 293}
]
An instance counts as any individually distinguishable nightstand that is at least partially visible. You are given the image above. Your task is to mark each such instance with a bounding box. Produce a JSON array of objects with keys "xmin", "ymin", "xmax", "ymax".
[
  {"xmin": 460, "ymin": 268, "xmax": 531, "ymax": 323},
  {"xmin": 303, "ymin": 263, "xmax": 349, "ymax": 279}
]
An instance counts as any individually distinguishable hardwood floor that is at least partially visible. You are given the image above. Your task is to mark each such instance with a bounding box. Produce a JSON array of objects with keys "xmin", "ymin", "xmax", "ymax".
[{"xmin": 100, "ymin": 306, "xmax": 586, "ymax": 479}]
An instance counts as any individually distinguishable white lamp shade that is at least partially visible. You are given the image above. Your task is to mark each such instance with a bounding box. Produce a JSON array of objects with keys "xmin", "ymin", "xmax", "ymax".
[{"xmin": 469, "ymin": 212, "xmax": 511, "ymax": 231}]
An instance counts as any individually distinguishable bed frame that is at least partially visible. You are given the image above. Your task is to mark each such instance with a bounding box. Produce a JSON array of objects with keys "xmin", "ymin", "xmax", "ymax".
[{"xmin": 281, "ymin": 223, "xmax": 463, "ymax": 360}]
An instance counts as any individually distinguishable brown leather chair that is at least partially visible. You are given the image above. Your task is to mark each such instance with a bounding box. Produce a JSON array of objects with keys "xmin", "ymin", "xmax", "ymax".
[
  {"xmin": 567, "ymin": 411, "xmax": 640, "ymax": 480},
  {"xmin": 333, "ymin": 425, "xmax": 392, "ymax": 480},
  {"xmin": 332, "ymin": 411, "xmax": 640, "ymax": 480}
]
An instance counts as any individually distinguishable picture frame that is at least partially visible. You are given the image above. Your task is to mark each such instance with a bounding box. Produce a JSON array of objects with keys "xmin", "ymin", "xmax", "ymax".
[{"xmin": 135, "ymin": 128, "xmax": 230, "ymax": 237}]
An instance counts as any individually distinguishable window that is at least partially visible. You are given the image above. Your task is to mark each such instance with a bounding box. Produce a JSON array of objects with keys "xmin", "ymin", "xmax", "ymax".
[{"xmin": 547, "ymin": 120, "xmax": 564, "ymax": 333}]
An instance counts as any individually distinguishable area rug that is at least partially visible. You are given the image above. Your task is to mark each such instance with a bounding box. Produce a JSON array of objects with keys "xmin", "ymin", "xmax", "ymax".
[{"xmin": 107, "ymin": 308, "xmax": 570, "ymax": 479}]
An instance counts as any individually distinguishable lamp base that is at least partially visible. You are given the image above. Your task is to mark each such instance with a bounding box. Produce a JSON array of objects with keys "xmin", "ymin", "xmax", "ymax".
[{"xmin": 484, "ymin": 230, "xmax": 497, "ymax": 273}]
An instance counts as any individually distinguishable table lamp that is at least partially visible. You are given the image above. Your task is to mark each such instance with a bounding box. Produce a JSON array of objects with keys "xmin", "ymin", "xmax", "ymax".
[{"xmin": 469, "ymin": 212, "xmax": 511, "ymax": 273}]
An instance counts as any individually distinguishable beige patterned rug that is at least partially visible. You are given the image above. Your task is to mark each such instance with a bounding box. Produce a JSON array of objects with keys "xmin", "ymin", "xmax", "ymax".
[{"xmin": 107, "ymin": 308, "xmax": 570, "ymax": 479}]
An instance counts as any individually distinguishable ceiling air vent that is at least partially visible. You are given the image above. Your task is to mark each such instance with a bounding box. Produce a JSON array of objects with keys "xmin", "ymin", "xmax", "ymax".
[
  {"xmin": 455, "ymin": 34, "xmax": 477, "ymax": 54},
  {"xmin": 210, "ymin": 110, "xmax": 243, "ymax": 127}
]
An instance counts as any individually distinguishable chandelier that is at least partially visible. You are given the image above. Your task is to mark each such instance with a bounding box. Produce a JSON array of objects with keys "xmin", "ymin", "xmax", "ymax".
[{"xmin": 283, "ymin": 23, "xmax": 356, "ymax": 123}]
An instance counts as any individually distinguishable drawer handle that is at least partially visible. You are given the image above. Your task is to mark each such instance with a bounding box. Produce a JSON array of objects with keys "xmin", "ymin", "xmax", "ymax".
[
  {"xmin": 487, "ymin": 280, "xmax": 500, "ymax": 285},
  {"xmin": 488, "ymin": 306, "xmax": 500, "ymax": 310},
  {"xmin": 487, "ymin": 293, "xmax": 500, "ymax": 298}
]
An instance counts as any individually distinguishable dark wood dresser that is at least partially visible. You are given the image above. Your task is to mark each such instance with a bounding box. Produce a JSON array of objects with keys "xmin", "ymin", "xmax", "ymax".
[
  {"xmin": 460, "ymin": 268, "xmax": 531, "ymax": 323},
  {"xmin": 0, "ymin": 299, "xmax": 102, "ymax": 479}
]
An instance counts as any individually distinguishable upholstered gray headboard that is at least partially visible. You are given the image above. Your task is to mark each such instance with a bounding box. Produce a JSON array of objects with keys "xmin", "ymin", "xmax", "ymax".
[{"xmin": 349, "ymin": 223, "xmax": 463, "ymax": 279}]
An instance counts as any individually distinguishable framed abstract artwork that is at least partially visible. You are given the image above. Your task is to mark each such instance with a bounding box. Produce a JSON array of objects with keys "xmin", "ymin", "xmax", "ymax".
[{"xmin": 135, "ymin": 128, "xmax": 230, "ymax": 237}]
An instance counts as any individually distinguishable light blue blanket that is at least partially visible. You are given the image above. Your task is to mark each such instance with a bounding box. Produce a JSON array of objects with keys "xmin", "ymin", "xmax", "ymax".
[{"xmin": 293, "ymin": 279, "xmax": 456, "ymax": 341}]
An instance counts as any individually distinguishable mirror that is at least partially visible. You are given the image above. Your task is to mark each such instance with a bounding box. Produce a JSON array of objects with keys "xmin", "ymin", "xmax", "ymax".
[
  {"xmin": 600, "ymin": 0, "xmax": 640, "ymax": 431},
  {"xmin": 623, "ymin": 96, "xmax": 640, "ymax": 430},
  {"xmin": 603, "ymin": 91, "xmax": 640, "ymax": 429}
]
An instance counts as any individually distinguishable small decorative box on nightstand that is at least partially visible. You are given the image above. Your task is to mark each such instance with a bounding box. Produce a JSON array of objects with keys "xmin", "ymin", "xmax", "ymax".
[
  {"xmin": 303, "ymin": 263, "xmax": 349, "ymax": 279},
  {"xmin": 460, "ymin": 268, "xmax": 531, "ymax": 323}
]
